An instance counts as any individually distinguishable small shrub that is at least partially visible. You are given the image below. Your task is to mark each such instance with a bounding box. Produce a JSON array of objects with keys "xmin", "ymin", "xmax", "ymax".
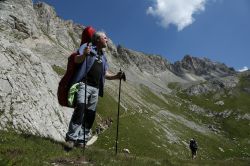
[{"xmin": 52, "ymin": 65, "xmax": 65, "ymax": 76}]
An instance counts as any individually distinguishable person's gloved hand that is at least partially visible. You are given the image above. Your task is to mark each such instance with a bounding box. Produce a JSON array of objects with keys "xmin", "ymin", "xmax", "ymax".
[{"xmin": 117, "ymin": 71, "xmax": 126, "ymax": 81}]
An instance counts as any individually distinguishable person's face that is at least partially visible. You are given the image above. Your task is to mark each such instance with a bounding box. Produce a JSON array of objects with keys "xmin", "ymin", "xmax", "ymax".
[{"xmin": 97, "ymin": 34, "xmax": 108, "ymax": 49}]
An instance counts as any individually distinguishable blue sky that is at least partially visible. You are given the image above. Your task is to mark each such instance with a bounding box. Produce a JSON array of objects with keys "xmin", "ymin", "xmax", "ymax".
[{"xmin": 33, "ymin": 0, "xmax": 250, "ymax": 71}]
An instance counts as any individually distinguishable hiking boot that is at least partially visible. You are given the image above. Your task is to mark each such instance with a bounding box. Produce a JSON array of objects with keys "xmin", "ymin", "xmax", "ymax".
[
  {"xmin": 64, "ymin": 140, "xmax": 75, "ymax": 149},
  {"xmin": 75, "ymin": 140, "xmax": 89, "ymax": 148},
  {"xmin": 86, "ymin": 131, "xmax": 92, "ymax": 140},
  {"xmin": 75, "ymin": 133, "xmax": 93, "ymax": 148},
  {"xmin": 77, "ymin": 143, "xmax": 87, "ymax": 148}
]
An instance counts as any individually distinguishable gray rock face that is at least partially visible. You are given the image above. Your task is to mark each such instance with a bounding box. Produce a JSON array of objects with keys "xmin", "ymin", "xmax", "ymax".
[
  {"xmin": 186, "ymin": 76, "xmax": 239, "ymax": 96},
  {"xmin": 171, "ymin": 55, "xmax": 236, "ymax": 80},
  {"xmin": 117, "ymin": 45, "xmax": 171, "ymax": 75},
  {"xmin": 0, "ymin": 0, "xmax": 78, "ymax": 141},
  {"xmin": 33, "ymin": 2, "xmax": 83, "ymax": 51},
  {"xmin": 0, "ymin": 36, "xmax": 71, "ymax": 141}
]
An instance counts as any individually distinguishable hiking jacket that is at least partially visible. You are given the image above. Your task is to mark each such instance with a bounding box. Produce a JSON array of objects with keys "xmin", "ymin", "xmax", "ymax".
[{"xmin": 69, "ymin": 44, "xmax": 108, "ymax": 97}]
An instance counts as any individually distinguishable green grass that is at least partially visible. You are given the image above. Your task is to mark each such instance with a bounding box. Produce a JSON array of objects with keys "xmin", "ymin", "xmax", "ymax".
[
  {"xmin": 140, "ymin": 85, "xmax": 169, "ymax": 109},
  {"xmin": 0, "ymin": 130, "xmax": 171, "ymax": 165},
  {"xmin": 52, "ymin": 64, "xmax": 66, "ymax": 76},
  {"xmin": 170, "ymin": 75, "xmax": 250, "ymax": 160},
  {"xmin": 167, "ymin": 82, "xmax": 182, "ymax": 91},
  {"xmin": 95, "ymin": 89, "xmax": 170, "ymax": 159},
  {"xmin": 0, "ymin": 130, "xmax": 78, "ymax": 165},
  {"xmin": 137, "ymin": 82, "xmax": 250, "ymax": 160},
  {"xmin": 176, "ymin": 77, "xmax": 250, "ymax": 135},
  {"xmin": 222, "ymin": 117, "xmax": 250, "ymax": 139},
  {"xmin": 1, "ymin": 84, "xmax": 250, "ymax": 165},
  {"xmin": 1, "ymin": 76, "xmax": 250, "ymax": 165},
  {"xmin": 176, "ymin": 74, "xmax": 250, "ymax": 114},
  {"xmin": 94, "ymin": 112, "xmax": 170, "ymax": 159},
  {"xmin": 171, "ymin": 158, "xmax": 250, "ymax": 166}
]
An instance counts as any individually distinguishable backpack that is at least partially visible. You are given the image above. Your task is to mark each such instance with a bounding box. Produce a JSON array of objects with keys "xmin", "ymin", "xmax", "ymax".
[
  {"xmin": 57, "ymin": 52, "xmax": 78, "ymax": 107},
  {"xmin": 57, "ymin": 26, "xmax": 96, "ymax": 107},
  {"xmin": 190, "ymin": 139, "xmax": 198, "ymax": 150}
]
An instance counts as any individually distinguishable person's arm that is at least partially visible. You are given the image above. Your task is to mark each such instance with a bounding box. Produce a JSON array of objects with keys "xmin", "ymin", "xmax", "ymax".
[{"xmin": 105, "ymin": 70, "xmax": 124, "ymax": 80}]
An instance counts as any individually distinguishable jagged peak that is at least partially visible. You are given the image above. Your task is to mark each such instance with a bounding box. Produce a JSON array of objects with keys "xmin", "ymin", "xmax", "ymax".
[
  {"xmin": 171, "ymin": 55, "xmax": 236, "ymax": 80},
  {"xmin": 115, "ymin": 45, "xmax": 171, "ymax": 74}
]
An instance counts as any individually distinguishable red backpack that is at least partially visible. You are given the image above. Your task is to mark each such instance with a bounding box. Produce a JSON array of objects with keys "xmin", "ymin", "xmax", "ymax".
[{"xmin": 57, "ymin": 26, "xmax": 96, "ymax": 107}]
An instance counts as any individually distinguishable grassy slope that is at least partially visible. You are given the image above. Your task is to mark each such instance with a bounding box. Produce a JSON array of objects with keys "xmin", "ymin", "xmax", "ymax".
[
  {"xmin": 0, "ymin": 130, "xmax": 167, "ymax": 166},
  {"xmin": 173, "ymin": 74, "xmax": 250, "ymax": 159},
  {"xmin": 95, "ymin": 79, "xmax": 249, "ymax": 164},
  {"xmin": 0, "ymin": 75, "xmax": 250, "ymax": 165}
]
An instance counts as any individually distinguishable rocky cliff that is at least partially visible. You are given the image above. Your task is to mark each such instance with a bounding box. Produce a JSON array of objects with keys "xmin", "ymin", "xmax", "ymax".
[{"xmin": 0, "ymin": 0, "xmax": 83, "ymax": 141}]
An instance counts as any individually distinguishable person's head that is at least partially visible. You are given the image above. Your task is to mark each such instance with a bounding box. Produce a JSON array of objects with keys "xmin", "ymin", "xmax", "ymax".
[
  {"xmin": 92, "ymin": 31, "xmax": 108, "ymax": 49},
  {"xmin": 80, "ymin": 26, "xmax": 96, "ymax": 46}
]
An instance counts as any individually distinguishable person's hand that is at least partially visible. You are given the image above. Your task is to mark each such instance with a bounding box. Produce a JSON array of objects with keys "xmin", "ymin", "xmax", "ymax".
[
  {"xmin": 83, "ymin": 46, "xmax": 91, "ymax": 55},
  {"xmin": 117, "ymin": 71, "xmax": 126, "ymax": 81}
]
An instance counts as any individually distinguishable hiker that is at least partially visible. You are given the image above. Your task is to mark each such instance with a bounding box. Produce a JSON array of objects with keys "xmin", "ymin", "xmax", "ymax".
[
  {"xmin": 189, "ymin": 138, "xmax": 198, "ymax": 159},
  {"xmin": 65, "ymin": 30, "xmax": 125, "ymax": 148}
]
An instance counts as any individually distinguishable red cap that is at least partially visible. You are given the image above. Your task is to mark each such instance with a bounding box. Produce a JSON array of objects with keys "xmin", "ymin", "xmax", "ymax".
[{"xmin": 80, "ymin": 26, "xmax": 96, "ymax": 46}]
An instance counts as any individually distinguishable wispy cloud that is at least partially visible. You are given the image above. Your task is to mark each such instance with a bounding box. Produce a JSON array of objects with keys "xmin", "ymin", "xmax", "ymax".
[
  {"xmin": 147, "ymin": 0, "xmax": 207, "ymax": 31},
  {"xmin": 238, "ymin": 66, "xmax": 248, "ymax": 72}
]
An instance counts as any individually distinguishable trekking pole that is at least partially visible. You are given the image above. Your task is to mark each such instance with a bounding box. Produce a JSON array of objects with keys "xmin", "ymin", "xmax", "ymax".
[
  {"xmin": 83, "ymin": 44, "xmax": 89, "ymax": 149},
  {"xmin": 78, "ymin": 44, "xmax": 88, "ymax": 163},
  {"xmin": 115, "ymin": 69, "xmax": 122, "ymax": 155}
]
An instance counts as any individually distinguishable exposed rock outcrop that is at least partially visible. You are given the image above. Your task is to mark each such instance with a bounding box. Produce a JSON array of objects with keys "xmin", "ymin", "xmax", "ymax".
[
  {"xmin": 0, "ymin": 0, "xmax": 79, "ymax": 141},
  {"xmin": 186, "ymin": 76, "xmax": 239, "ymax": 96},
  {"xmin": 171, "ymin": 55, "xmax": 236, "ymax": 81}
]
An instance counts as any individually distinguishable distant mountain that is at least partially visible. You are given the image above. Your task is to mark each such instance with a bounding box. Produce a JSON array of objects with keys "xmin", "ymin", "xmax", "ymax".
[
  {"xmin": 170, "ymin": 55, "xmax": 236, "ymax": 81},
  {"xmin": 0, "ymin": 0, "xmax": 249, "ymax": 163}
]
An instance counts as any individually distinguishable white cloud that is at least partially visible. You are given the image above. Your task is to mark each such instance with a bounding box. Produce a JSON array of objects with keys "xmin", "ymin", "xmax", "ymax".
[
  {"xmin": 147, "ymin": 0, "xmax": 207, "ymax": 31},
  {"xmin": 238, "ymin": 66, "xmax": 248, "ymax": 72}
]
